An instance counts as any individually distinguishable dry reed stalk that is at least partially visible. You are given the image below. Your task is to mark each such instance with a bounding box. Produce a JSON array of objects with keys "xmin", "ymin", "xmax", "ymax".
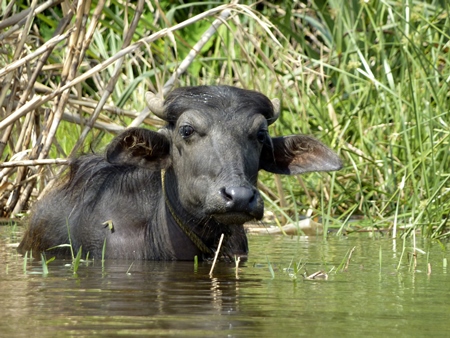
[
  {"xmin": 3, "ymin": 0, "xmax": 39, "ymax": 215},
  {"xmin": 0, "ymin": 28, "xmax": 74, "ymax": 79},
  {"xmin": 0, "ymin": 159, "xmax": 69, "ymax": 168},
  {"xmin": 42, "ymin": 2, "xmax": 237, "ymax": 196},
  {"xmin": 0, "ymin": 4, "xmax": 236, "ymax": 131},
  {"xmin": 69, "ymin": 0, "xmax": 141, "ymax": 157},
  {"xmin": 0, "ymin": 2, "xmax": 238, "ymax": 217},
  {"xmin": 130, "ymin": 5, "xmax": 235, "ymax": 127},
  {"xmin": 38, "ymin": 0, "xmax": 89, "ymax": 161},
  {"xmin": 0, "ymin": 0, "xmax": 64, "ymax": 39},
  {"xmin": 209, "ymin": 233, "xmax": 225, "ymax": 276},
  {"xmin": 8, "ymin": 3, "xmax": 77, "ymax": 215},
  {"xmin": 14, "ymin": 1, "xmax": 95, "ymax": 215},
  {"xmin": 67, "ymin": 98, "xmax": 163, "ymax": 126},
  {"xmin": 161, "ymin": 8, "xmax": 234, "ymax": 96},
  {"xmin": 62, "ymin": 111, "xmax": 124, "ymax": 133},
  {"xmin": 0, "ymin": 1, "xmax": 80, "ymax": 215},
  {"xmin": 344, "ymin": 246, "xmax": 356, "ymax": 272}
]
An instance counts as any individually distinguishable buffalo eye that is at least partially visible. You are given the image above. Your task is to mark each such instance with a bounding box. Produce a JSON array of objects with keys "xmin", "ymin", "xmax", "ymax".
[
  {"xmin": 179, "ymin": 125, "xmax": 195, "ymax": 139},
  {"xmin": 256, "ymin": 129, "xmax": 268, "ymax": 143}
]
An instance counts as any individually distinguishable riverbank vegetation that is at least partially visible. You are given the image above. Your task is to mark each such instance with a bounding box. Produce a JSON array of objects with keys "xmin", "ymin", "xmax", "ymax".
[{"xmin": 0, "ymin": 0, "xmax": 448, "ymax": 238}]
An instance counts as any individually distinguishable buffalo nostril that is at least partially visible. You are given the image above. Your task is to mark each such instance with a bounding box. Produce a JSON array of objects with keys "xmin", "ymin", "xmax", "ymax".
[
  {"xmin": 219, "ymin": 186, "xmax": 256, "ymax": 211},
  {"xmin": 219, "ymin": 187, "xmax": 233, "ymax": 202}
]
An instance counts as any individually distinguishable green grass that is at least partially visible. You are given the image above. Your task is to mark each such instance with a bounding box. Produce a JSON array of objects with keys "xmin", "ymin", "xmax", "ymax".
[
  {"xmin": 266, "ymin": 256, "xmax": 275, "ymax": 279},
  {"xmin": 1, "ymin": 1, "xmax": 449, "ymax": 238}
]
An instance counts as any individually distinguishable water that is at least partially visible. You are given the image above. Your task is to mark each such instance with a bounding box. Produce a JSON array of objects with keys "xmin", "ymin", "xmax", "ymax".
[{"xmin": 1, "ymin": 225, "xmax": 449, "ymax": 337}]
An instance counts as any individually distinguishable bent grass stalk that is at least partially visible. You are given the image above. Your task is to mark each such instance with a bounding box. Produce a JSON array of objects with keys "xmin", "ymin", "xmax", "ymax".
[
  {"xmin": 235, "ymin": 256, "xmax": 241, "ymax": 279},
  {"xmin": 102, "ymin": 238, "xmax": 107, "ymax": 271},
  {"xmin": 379, "ymin": 245, "xmax": 382, "ymax": 275},
  {"xmin": 23, "ymin": 251, "xmax": 27, "ymax": 274},
  {"xmin": 72, "ymin": 246, "xmax": 83, "ymax": 275},
  {"xmin": 41, "ymin": 253, "xmax": 48, "ymax": 276},
  {"xmin": 194, "ymin": 255, "xmax": 198, "ymax": 273},
  {"xmin": 126, "ymin": 262, "xmax": 134, "ymax": 276},
  {"xmin": 336, "ymin": 246, "xmax": 356, "ymax": 273},
  {"xmin": 66, "ymin": 219, "xmax": 75, "ymax": 260},
  {"xmin": 266, "ymin": 256, "xmax": 275, "ymax": 279},
  {"xmin": 209, "ymin": 233, "xmax": 224, "ymax": 276}
]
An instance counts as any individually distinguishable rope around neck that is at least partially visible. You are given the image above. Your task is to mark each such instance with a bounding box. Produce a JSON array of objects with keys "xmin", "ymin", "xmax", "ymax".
[{"xmin": 161, "ymin": 169, "xmax": 213, "ymax": 255}]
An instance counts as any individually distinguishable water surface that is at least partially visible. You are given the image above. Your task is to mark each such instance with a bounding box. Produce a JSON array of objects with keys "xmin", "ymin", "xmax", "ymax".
[{"xmin": 0, "ymin": 225, "xmax": 448, "ymax": 337}]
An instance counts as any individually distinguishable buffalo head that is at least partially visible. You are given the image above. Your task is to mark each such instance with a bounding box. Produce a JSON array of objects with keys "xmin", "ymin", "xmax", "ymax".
[{"xmin": 107, "ymin": 85, "xmax": 342, "ymax": 226}]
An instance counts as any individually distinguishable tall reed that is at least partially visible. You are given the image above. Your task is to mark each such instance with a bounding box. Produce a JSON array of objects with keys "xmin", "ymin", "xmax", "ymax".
[{"xmin": 0, "ymin": 1, "xmax": 448, "ymax": 238}]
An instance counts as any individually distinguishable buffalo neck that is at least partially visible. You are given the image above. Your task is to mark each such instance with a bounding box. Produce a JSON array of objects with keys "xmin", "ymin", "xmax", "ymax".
[{"xmin": 161, "ymin": 168, "xmax": 240, "ymax": 261}]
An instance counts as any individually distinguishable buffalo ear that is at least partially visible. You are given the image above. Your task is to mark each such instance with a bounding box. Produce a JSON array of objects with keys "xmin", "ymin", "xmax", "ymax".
[
  {"xmin": 260, "ymin": 135, "xmax": 342, "ymax": 175},
  {"xmin": 106, "ymin": 128, "xmax": 171, "ymax": 169}
]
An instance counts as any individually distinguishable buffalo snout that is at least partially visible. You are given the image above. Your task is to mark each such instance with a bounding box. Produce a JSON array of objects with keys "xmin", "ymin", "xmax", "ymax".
[
  {"xmin": 210, "ymin": 185, "xmax": 263, "ymax": 224},
  {"xmin": 219, "ymin": 186, "xmax": 257, "ymax": 212}
]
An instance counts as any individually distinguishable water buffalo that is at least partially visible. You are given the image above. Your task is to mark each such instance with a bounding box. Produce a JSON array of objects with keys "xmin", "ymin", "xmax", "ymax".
[{"xmin": 18, "ymin": 85, "xmax": 342, "ymax": 260}]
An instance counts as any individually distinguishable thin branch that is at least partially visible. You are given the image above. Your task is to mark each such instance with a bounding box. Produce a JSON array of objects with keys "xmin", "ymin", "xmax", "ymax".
[
  {"xmin": 37, "ymin": 0, "xmax": 90, "ymax": 160},
  {"xmin": 129, "ymin": 7, "xmax": 234, "ymax": 127},
  {"xmin": 0, "ymin": 3, "xmax": 234, "ymax": 131},
  {"xmin": 162, "ymin": 8, "xmax": 233, "ymax": 95},
  {"xmin": 0, "ymin": 159, "xmax": 68, "ymax": 168},
  {"xmin": 0, "ymin": 0, "xmax": 64, "ymax": 39},
  {"xmin": 69, "ymin": 0, "xmax": 142, "ymax": 157},
  {"xmin": 62, "ymin": 111, "xmax": 124, "ymax": 133},
  {"xmin": 0, "ymin": 8, "xmax": 31, "ymax": 30},
  {"xmin": 0, "ymin": 0, "xmax": 38, "ymax": 114},
  {"xmin": 0, "ymin": 28, "xmax": 74, "ymax": 79}
]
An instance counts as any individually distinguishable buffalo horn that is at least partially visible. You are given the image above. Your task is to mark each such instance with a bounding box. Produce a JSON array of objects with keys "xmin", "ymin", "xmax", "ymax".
[
  {"xmin": 269, "ymin": 98, "xmax": 280, "ymax": 125},
  {"xmin": 145, "ymin": 91, "xmax": 166, "ymax": 120}
]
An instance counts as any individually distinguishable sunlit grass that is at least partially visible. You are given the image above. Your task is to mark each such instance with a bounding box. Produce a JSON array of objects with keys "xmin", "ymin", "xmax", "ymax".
[{"xmin": 1, "ymin": 1, "xmax": 448, "ymax": 238}]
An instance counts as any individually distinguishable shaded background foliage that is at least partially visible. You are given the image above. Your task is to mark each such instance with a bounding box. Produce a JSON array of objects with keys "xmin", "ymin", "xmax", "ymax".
[{"xmin": 0, "ymin": 0, "xmax": 449, "ymax": 237}]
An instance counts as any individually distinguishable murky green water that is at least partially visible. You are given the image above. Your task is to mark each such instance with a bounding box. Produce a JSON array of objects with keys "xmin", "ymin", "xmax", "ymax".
[{"xmin": 1, "ymin": 225, "xmax": 449, "ymax": 337}]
